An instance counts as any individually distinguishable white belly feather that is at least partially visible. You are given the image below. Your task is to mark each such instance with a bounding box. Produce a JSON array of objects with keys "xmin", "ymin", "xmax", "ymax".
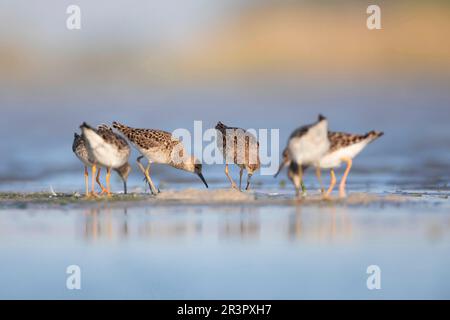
[
  {"xmin": 140, "ymin": 146, "xmax": 171, "ymax": 164},
  {"xmin": 83, "ymin": 129, "xmax": 127, "ymax": 168},
  {"xmin": 288, "ymin": 121, "xmax": 330, "ymax": 166},
  {"xmin": 318, "ymin": 140, "xmax": 369, "ymax": 168}
]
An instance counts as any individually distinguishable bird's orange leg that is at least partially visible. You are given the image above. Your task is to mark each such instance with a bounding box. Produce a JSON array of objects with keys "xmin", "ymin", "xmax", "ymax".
[
  {"xmin": 95, "ymin": 168, "xmax": 108, "ymax": 195},
  {"xmin": 84, "ymin": 166, "xmax": 89, "ymax": 197},
  {"xmin": 106, "ymin": 168, "xmax": 112, "ymax": 197},
  {"xmin": 324, "ymin": 169, "xmax": 336, "ymax": 199},
  {"xmin": 339, "ymin": 157, "xmax": 352, "ymax": 198},
  {"xmin": 225, "ymin": 164, "xmax": 237, "ymax": 189},
  {"xmin": 90, "ymin": 165, "xmax": 99, "ymax": 197}
]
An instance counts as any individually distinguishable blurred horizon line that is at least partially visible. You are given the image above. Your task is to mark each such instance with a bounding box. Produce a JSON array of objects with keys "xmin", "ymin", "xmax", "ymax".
[{"xmin": 1, "ymin": 2, "xmax": 450, "ymax": 87}]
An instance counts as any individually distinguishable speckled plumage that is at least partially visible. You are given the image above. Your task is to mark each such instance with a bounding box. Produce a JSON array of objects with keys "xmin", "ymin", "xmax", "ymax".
[
  {"xmin": 72, "ymin": 129, "xmax": 106, "ymax": 196},
  {"xmin": 328, "ymin": 131, "xmax": 383, "ymax": 153},
  {"xmin": 113, "ymin": 122, "xmax": 189, "ymax": 169},
  {"xmin": 80, "ymin": 123, "xmax": 132, "ymax": 195},
  {"xmin": 73, "ymin": 125, "xmax": 130, "ymax": 166},
  {"xmin": 81, "ymin": 123, "xmax": 131, "ymax": 167},
  {"xmin": 112, "ymin": 121, "xmax": 208, "ymax": 192},
  {"xmin": 317, "ymin": 130, "xmax": 384, "ymax": 169},
  {"xmin": 215, "ymin": 121, "xmax": 260, "ymax": 173},
  {"xmin": 95, "ymin": 124, "xmax": 131, "ymax": 153},
  {"xmin": 319, "ymin": 129, "xmax": 383, "ymax": 197},
  {"xmin": 72, "ymin": 132, "xmax": 93, "ymax": 166},
  {"xmin": 215, "ymin": 121, "xmax": 260, "ymax": 190},
  {"xmin": 276, "ymin": 127, "xmax": 383, "ymax": 197},
  {"xmin": 277, "ymin": 130, "xmax": 383, "ymax": 172}
]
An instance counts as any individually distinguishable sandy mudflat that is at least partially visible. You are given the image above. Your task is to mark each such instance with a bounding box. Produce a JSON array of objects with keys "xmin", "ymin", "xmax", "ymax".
[{"xmin": 0, "ymin": 189, "xmax": 421, "ymax": 209}]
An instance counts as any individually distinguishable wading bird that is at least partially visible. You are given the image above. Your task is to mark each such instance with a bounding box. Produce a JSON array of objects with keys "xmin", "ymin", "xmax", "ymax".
[
  {"xmin": 112, "ymin": 121, "xmax": 208, "ymax": 194},
  {"xmin": 276, "ymin": 129, "xmax": 383, "ymax": 198},
  {"xmin": 279, "ymin": 115, "xmax": 330, "ymax": 197},
  {"xmin": 80, "ymin": 123, "xmax": 131, "ymax": 196},
  {"xmin": 72, "ymin": 132, "xmax": 107, "ymax": 197},
  {"xmin": 215, "ymin": 121, "xmax": 260, "ymax": 190}
]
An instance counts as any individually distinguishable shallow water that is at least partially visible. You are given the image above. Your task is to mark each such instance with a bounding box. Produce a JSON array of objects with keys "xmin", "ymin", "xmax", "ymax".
[{"xmin": 0, "ymin": 201, "xmax": 449, "ymax": 299}]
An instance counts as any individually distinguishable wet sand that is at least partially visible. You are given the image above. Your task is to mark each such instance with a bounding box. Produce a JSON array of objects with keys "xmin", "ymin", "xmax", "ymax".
[{"xmin": 0, "ymin": 189, "xmax": 416, "ymax": 209}]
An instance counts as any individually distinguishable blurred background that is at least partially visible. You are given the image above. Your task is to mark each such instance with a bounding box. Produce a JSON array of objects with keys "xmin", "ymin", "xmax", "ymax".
[{"xmin": 0, "ymin": 0, "xmax": 449, "ymax": 193}]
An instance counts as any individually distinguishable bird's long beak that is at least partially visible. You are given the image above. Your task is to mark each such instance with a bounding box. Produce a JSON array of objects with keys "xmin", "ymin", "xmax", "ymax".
[
  {"xmin": 123, "ymin": 181, "xmax": 128, "ymax": 194},
  {"xmin": 197, "ymin": 173, "xmax": 208, "ymax": 188},
  {"xmin": 245, "ymin": 173, "xmax": 253, "ymax": 190},
  {"xmin": 274, "ymin": 160, "xmax": 286, "ymax": 178}
]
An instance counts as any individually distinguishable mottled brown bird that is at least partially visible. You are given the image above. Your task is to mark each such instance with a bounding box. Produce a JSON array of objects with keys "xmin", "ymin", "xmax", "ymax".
[
  {"xmin": 80, "ymin": 123, "xmax": 131, "ymax": 196},
  {"xmin": 276, "ymin": 129, "xmax": 383, "ymax": 198},
  {"xmin": 72, "ymin": 132, "xmax": 107, "ymax": 196},
  {"xmin": 317, "ymin": 130, "xmax": 384, "ymax": 197},
  {"xmin": 215, "ymin": 121, "xmax": 260, "ymax": 190},
  {"xmin": 112, "ymin": 121, "xmax": 208, "ymax": 194}
]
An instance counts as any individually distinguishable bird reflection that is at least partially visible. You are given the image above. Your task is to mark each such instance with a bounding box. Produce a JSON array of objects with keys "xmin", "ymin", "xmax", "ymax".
[
  {"xmin": 137, "ymin": 214, "xmax": 203, "ymax": 238},
  {"xmin": 121, "ymin": 208, "xmax": 129, "ymax": 238},
  {"xmin": 288, "ymin": 205, "xmax": 353, "ymax": 241},
  {"xmin": 219, "ymin": 207, "xmax": 260, "ymax": 240},
  {"xmin": 80, "ymin": 205, "xmax": 352, "ymax": 242},
  {"xmin": 288, "ymin": 205, "xmax": 303, "ymax": 240},
  {"xmin": 81, "ymin": 206, "xmax": 205, "ymax": 241},
  {"xmin": 82, "ymin": 207, "xmax": 117, "ymax": 240}
]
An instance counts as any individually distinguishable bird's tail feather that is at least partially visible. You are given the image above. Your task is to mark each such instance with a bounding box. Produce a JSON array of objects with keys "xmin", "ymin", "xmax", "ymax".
[
  {"xmin": 365, "ymin": 130, "xmax": 384, "ymax": 141},
  {"xmin": 215, "ymin": 121, "xmax": 229, "ymax": 134}
]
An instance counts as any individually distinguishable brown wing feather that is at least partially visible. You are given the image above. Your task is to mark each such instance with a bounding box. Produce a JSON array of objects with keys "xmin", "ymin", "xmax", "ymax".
[
  {"xmin": 215, "ymin": 121, "xmax": 260, "ymax": 170},
  {"xmin": 328, "ymin": 131, "xmax": 370, "ymax": 152},
  {"xmin": 113, "ymin": 122, "xmax": 179, "ymax": 150},
  {"xmin": 72, "ymin": 133, "xmax": 93, "ymax": 163},
  {"xmin": 96, "ymin": 124, "xmax": 130, "ymax": 151}
]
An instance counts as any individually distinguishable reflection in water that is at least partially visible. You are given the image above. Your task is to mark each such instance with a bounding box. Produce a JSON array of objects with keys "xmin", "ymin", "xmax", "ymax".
[
  {"xmin": 82, "ymin": 207, "xmax": 130, "ymax": 240},
  {"xmin": 83, "ymin": 208, "xmax": 111, "ymax": 240},
  {"xmin": 122, "ymin": 208, "xmax": 129, "ymax": 238},
  {"xmin": 288, "ymin": 206, "xmax": 353, "ymax": 242},
  {"xmin": 288, "ymin": 205, "xmax": 302, "ymax": 240},
  {"xmin": 80, "ymin": 205, "xmax": 353, "ymax": 242},
  {"xmin": 81, "ymin": 207, "xmax": 205, "ymax": 241},
  {"xmin": 138, "ymin": 215, "xmax": 202, "ymax": 239},
  {"xmin": 2, "ymin": 204, "xmax": 450, "ymax": 299},
  {"xmin": 219, "ymin": 207, "xmax": 260, "ymax": 240}
]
